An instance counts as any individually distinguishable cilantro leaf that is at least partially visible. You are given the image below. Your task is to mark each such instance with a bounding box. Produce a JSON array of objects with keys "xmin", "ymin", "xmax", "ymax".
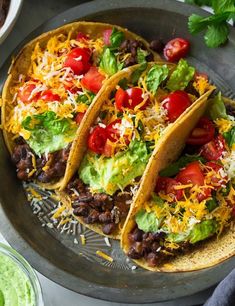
[
  {"xmin": 146, "ymin": 64, "xmax": 169, "ymax": 95},
  {"xmin": 187, "ymin": 0, "xmax": 235, "ymax": 48},
  {"xmin": 204, "ymin": 23, "xmax": 229, "ymax": 47},
  {"xmin": 212, "ymin": 0, "xmax": 235, "ymax": 14}
]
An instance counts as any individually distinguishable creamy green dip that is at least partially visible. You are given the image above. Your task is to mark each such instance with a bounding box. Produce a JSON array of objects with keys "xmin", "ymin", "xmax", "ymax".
[{"xmin": 0, "ymin": 252, "xmax": 35, "ymax": 306}]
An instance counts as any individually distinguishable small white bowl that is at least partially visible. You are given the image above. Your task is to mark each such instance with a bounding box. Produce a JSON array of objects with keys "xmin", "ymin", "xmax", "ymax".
[{"xmin": 0, "ymin": 0, "xmax": 23, "ymax": 44}]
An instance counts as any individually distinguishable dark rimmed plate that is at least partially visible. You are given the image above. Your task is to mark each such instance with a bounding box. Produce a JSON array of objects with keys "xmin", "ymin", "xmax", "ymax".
[{"xmin": 0, "ymin": 0, "xmax": 235, "ymax": 303}]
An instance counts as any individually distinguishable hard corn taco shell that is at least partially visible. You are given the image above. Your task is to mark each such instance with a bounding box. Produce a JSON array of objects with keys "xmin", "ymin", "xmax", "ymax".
[
  {"xmin": 1, "ymin": 21, "xmax": 161, "ymax": 190},
  {"xmin": 58, "ymin": 62, "xmax": 214, "ymax": 239},
  {"xmin": 121, "ymin": 98, "xmax": 235, "ymax": 271}
]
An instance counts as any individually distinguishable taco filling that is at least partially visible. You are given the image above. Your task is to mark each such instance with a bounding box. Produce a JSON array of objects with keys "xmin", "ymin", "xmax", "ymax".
[
  {"xmin": 126, "ymin": 94, "xmax": 235, "ymax": 267},
  {"xmin": 5, "ymin": 24, "xmax": 155, "ymax": 184},
  {"xmin": 64, "ymin": 59, "xmax": 213, "ymax": 236}
]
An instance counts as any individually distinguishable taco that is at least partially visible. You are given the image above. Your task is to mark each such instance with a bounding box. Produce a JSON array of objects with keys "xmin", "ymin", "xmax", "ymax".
[
  {"xmin": 121, "ymin": 93, "xmax": 235, "ymax": 271},
  {"xmin": 58, "ymin": 59, "xmax": 214, "ymax": 239},
  {"xmin": 1, "ymin": 21, "xmax": 159, "ymax": 189}
]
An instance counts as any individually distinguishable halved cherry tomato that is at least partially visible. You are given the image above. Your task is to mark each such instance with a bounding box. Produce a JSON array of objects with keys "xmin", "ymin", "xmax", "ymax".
[
  {"xmin": 163, "ymin": 38, "xmax": 190, "ymax": 62},
  {"xmin": 177, "ymin": 161, "xmax": 204, "ymax": 186},
  {"xmin": 200, "ymin": 135, "xmax": 226, "ymax": 161},
  {"xmin": 88, "ymin": 126, "xmax": 108, "ymax": 154},
  {"xmin": 186, "ymin": 117, "xmax": 215, "ymax": 146},
  {"xmin": 76, "ymin": 32, "xmax": 89, "ymax": 41},
  {"xmin": 75, "ymin": 112, "xmax": 86, "ymax": 125},
  {"xmin": 162, "ymin": 90, "xmax": 191, "ymax": 122},
  {"xmin": 81, "ymin": 66, "xmax": 106, "ymax": 94},
  {"xmin": 40, "ymin": 90, "xmax": 61, "ymax": 102},
  {"xmin": 106, "ymin": 118, "xmax": 130, "ymax": 145},
  {"xmin": 106, "ymin": 119, "xmax": 122, "ymax": 142},
  {"xmin": 115, "ymin": 87, "xmax": 148, "ymax": 111},
  {"xmin": 64, "ymin": 47, "xmax": 91, "ymax": 75},
  {"xmin": 103, "ymin": 29, "xmax": 112, "ymax": 46},
  {"xmin": 155, "ymin": 177, "xmax": 183, "ymax": 201},
  {"xmin": 126, "ymin": 87, "xmax": 147, "ymax": 110},
  {"xmin": 18, "ymin": 83, "xmax": 39, "ymax": 103},
  {"xmin": 115, "ymin": 88, "xmax": 128, "ymax": 111},
  {"xmin": 205, "ymin": 161, "xmax": 227, "ymax": 189}
]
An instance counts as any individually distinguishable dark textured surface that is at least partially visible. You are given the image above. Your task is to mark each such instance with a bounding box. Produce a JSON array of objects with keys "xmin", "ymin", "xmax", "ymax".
[{"xmin": 0, "ymin": 0, "xmax": 235, "ymax": 303}]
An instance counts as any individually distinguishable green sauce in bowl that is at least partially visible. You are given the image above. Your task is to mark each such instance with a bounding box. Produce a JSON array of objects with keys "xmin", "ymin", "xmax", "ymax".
[{"xmin": 0, "ymin": 243, "xmax": 43, "ymax": 306}]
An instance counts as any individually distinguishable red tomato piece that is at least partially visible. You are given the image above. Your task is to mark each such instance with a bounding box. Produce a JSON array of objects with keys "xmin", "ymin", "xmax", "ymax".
[
  {"xmin": 88, "ymin": 126, "xmax": 108, "ymax": 154},
  {"xmin": 106, "ymin": 119, "xmax": 122, "ymax": 142},
  {"xmin": 81, "ymin": 66, "xmax": 106, "ymax": 94},
  {"xmin": 40, "ymin": 90, "xmax": 61, "ymax": 102},
  {"xmin": 18, "ymin": 83, "xmax": 39, "ymax": 103},
  {"xmin": 197, "ymin": 187, "xmax": 212, "ymax": 202},
  {"xmin": 76, "ymin": 32, "xmax": 89, "ymax": 41},
  {"xmin": 103, "ymin": 29, "xmax": 113, "ymax": 46},
  {"xmin": 115, "ymin": 88, "xmax": 128, "ymax": 111},
  {"xmin": 64, "ymin": 47, "xmax": 91, "ymax": 75},
  {"xmin": 162, "ymin": 90, "xmax": 191, "ymax": 122},
  {"xmin": 103, "ymin": 139, "xmax": 115, "ymax": 157},
  {"xmin": 186, "ymin": 117, "xmax": 215, "ymax": 146},
  {"xmin": 200, "ymin": 135, "xmax": 226, "ymax": 161},
  {"xmin": 126, "ymin": 87, "xmax": 148, "ymax": 110},
  {"xmin": 155, "ymin": 177, "xmax": 183, "ymax": 201},
  {"xmin": 75, "ymin": 112, "xmax": 86, "ymax": 125},
  {"xmin": 163, "ymin": 38, "xmax": 190, "ymax": 62},
  {"xmin": 177, "ymin": 161, "xmax": 204, "ymax": 186}
]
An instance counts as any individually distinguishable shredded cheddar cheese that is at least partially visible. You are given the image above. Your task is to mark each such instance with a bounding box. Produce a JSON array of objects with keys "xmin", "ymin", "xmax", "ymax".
[{"xmin": 96, "ymin": 250, "xmax": 113, "ymax": 262}]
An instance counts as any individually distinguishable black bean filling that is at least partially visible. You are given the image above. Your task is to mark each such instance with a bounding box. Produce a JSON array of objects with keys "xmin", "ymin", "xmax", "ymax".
[
  {"xmin": 66, "ymin": 177, "xmax": 132, "ymax": 235},
  {"xmin": 11, "ymin": 137, "xmax": 70, "ymax": 183},
  {"xmin": 226, "ymin": 104, "xmax": 235, "ymax": 117},
  {"xmin": 127, "ymin": 225, "xmax": 190, "ymax": 267},
  {"xmin": 119, "ymin": 39, "xmax": 154, "ymax": 67}
]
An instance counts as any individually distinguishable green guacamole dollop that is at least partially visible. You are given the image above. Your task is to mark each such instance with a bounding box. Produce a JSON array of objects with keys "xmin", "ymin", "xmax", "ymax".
[
  {"xmin": 0, "ymin": 253, "xmax": 35, "ymax": 306},
  {"xmin": 79, "ymin": 140, "xmax": 150, "ymax": 195}
]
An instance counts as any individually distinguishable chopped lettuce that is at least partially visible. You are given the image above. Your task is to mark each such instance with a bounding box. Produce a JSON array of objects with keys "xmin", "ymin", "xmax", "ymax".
[
  {"xmin": 167, "ymin": 232, "xmax": 190, "ymax": 243},
  {"xmin": 207, "ymin": 92, "xmax": 228, "ymax": 120},
  {"xmin": 135, "ymin": 209, "xmax": 160, "ymax": 233},
  {"xmin": 22, "ymin": 111, "xmax": 76, "ymax": 155},
  {"xmin": 166, "ymin": 59, "xmax": 195, "ymax": 91},
  {"xmin": 189, "ymin": 219, "xmax": 217, "ymax": 244},
  {"xmin": 223, "ymin": 126, "xmax": 235, "ymax": 148},
  {"xmin": 100, "ymin": 48, "xmax": 118, "ymax": 76},
  {"xmin": 79, "ymin": 140, "xmax": 150, "ymax": 195},
  {"xmin": 159, "ymin": 155, "xmax": 205, "ymax": 177},
  {"xmin": 137, "ymin": 48, "xmax": 149, "ymax": 64},
  {"xmin": 110, "ymin": 28, "xmax": 124, "ymax": 49},
  {"xmin": 146, "ymin": 64, "xmax": 169, "ymax": 95}
]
